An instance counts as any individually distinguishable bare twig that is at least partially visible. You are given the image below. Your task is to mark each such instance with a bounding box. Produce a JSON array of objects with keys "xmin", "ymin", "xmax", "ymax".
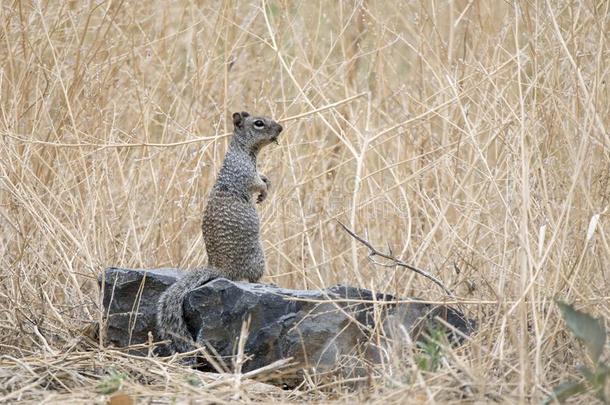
[
  {"xmin": 2, "ymin": 93, "xmax": 366, "ymax": 149},
  {"xmin": 337, "ymin": 221, "xmax": 455, "ymax": 298}
]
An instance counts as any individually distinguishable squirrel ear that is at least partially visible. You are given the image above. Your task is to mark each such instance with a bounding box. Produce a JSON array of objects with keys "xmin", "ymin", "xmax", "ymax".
[
  {"xmin": 241, "ymin": 111, "xmax": 250, "ymax": 118},
  {"xmin": 232, "ymin": 112, "xmax": 244, "ymax": 129}
]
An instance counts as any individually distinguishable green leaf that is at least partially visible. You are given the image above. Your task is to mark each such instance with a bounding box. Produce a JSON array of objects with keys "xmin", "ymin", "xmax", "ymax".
[
  {"xmin": 591, "ymin": 364, "xmax": 610, "ymax": 402},
  {"xmin": 557, "ymin": 301, "xmax": 606, "ymax": 363},
  {"xmin": 543, "ymin": 380, "xmax": 587, "ymax": 404},
  {"xmin": 96, "ymin": 370, "xmax": 127, "ymax": 395},
  {"xmin": 185, "ymin": 375, "xmax": 201, "ymax": 387},
  {"xmin": 415, "ymin": 326, "xmax": 445, "ymax": 372}
]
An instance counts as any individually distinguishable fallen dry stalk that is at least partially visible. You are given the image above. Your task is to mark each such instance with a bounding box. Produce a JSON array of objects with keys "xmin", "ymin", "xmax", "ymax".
[{"xmin": 338, "ymin": 221, "xmax": 455, "ymax": 298}]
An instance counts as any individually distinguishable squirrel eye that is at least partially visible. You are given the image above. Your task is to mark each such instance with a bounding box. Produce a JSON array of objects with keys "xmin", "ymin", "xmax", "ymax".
[{"xmin": 253, "ymin": 120, "xmax": 265, "ymax": 129}]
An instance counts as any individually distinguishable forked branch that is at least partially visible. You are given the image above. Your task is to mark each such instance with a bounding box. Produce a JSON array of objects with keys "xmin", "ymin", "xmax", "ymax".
[{"xmin": 338, "ymin": 221, "xmax": 455, "ymax": 298}]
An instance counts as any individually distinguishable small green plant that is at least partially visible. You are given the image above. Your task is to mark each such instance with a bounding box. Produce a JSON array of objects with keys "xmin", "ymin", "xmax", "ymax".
[
  {"xmin": 96, "ymin": 369, "xmax": 128, "ymax": 395},
  {"xmin": 415, "ymin": 326, "xmax": 446, "ymax": 372},
  {"xmin": 544, "ymin": 301, "xmax": 608, "ymax": 404},
  {"xmin": 185, "ymin": 374, "xmax": 202, "ymax": 387}
]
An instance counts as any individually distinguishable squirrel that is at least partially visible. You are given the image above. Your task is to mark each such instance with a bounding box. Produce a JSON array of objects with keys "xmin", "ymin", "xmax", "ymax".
[{"xmin": 156, "ymin": 111, "xmax": 283, "ymax": 353}]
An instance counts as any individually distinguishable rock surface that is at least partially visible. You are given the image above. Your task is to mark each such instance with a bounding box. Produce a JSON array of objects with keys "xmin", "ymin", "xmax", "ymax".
[{"xmin": 100, "ymin": 267, "xmax": 474, "ymax": 375}]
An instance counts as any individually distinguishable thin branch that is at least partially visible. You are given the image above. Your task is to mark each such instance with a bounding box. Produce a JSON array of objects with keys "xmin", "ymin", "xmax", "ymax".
[
  {"xmin": 3, "ymin": 93, "xmax": 366, "ymax": 149},
  {"xmin": 337, "ymin": 221, "xmax": 455, "ymax": 298}
]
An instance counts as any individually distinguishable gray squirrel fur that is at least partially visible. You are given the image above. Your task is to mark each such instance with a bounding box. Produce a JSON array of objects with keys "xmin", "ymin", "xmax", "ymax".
[{"xmin": 156, "ymin": 111, "xmax": 283, "ymax": 353}]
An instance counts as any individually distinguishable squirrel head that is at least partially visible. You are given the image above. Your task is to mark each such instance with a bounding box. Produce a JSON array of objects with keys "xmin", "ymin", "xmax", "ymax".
[{"xmin": 232, "ymin": 111, "xmax": 283, "ymax": 153}]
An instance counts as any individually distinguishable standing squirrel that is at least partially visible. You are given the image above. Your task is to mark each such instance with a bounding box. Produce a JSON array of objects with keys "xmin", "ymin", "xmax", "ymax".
[{"xmin": 156, "ymin": 111, "xmax": 283, "ymax": 353}]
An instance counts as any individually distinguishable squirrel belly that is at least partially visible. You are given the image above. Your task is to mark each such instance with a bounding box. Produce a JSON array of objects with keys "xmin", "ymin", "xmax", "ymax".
[{"xmin": 202, "ymin": 193, "xmax": 265, "ymax": 283}]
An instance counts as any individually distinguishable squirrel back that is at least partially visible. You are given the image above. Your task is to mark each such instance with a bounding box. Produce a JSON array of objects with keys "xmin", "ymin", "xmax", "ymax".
[{"xmin": 156, "ymin": 111, "xmax": 283, "ymax": 353}]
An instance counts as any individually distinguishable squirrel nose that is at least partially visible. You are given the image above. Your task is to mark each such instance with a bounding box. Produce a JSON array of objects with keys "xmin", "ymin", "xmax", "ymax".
[{"xmin": 277, "ymin": 124, "xmax": 283, "ymax": 133}]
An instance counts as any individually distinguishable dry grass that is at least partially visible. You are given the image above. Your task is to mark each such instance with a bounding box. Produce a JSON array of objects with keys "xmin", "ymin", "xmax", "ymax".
[{"xmin": 1, "ymin": 0, "xmax": 609, "ymax": 403}]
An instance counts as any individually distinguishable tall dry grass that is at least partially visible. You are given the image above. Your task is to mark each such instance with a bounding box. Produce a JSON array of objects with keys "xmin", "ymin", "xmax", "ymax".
[{"xmin": 1, "ymin": 0, "xmax": 609, "ymax": 402}]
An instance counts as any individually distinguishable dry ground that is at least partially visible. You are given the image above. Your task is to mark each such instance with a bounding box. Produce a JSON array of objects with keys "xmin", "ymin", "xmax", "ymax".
[{"xmin": 1, "ymin": 0, "xmax": 609, "ymax": 403}]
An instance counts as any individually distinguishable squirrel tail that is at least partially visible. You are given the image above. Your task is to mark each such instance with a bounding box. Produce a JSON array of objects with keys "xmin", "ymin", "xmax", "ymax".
[{"xmin": 156, "ymin": 268, "xmax": 220, "ymax": 354}]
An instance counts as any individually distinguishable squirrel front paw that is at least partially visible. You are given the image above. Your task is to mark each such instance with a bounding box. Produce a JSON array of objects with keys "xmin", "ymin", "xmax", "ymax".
[
  {"xmin": 260, "ymin": 175, "xmax": 271, "ymax": 191},
  {"xmin": 256, "ymin": 175, "xmax": 270, "ymax": 204},
  {"xmin": 256, "ymin": 189, "xmax": 267, "ymax": 204}
]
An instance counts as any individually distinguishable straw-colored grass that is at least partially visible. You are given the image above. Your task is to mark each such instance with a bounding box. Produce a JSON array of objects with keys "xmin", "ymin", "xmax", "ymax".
[{"xmin": 1, "ymin": 0, "xmax": 609, "ymax": 403}]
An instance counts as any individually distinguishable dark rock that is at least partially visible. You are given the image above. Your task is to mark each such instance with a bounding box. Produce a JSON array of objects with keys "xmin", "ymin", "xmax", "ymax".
[
  {"xmin": 99, "ymin": 267, "xmax": 184, "ymax": 354},
  {"xmin": 99, "ymin": 268, "xmax": 475, "ymax": 375}
]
